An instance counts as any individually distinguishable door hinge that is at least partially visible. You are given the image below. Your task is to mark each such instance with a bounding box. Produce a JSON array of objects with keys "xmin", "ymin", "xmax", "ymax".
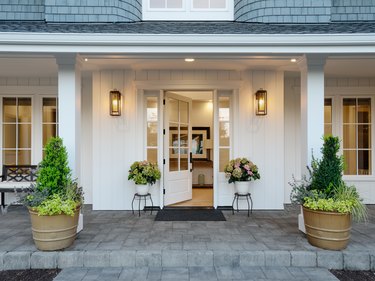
[
  {"xmin": 163, "ymin": 159, "xmax": 166, "ymax": 165},
  {"xmin": 163, "ymin": 189, "xmax": 166, "ymax": 195},
  {"xmin": 163, "ymin": 99, "xmax": 165, "ymax": 105},
  {"xmin": 163, "ymin": 129, "xmax": 165, "ymax": 135}
]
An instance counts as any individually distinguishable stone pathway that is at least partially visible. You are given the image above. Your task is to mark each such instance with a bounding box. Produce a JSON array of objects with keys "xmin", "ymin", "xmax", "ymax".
[
  {"xmin": 0, "ymin": 205, "xmax": 374, "ymax": 271},
  {"xmin": 53, "ymin": 266, "xmax": 339, "ymax": 281}
]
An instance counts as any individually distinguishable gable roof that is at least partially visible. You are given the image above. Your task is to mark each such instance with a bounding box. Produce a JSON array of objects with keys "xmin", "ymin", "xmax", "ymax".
[{"xmin": 0, "ymin": 21, "xmax": 375, "ymax": 34}]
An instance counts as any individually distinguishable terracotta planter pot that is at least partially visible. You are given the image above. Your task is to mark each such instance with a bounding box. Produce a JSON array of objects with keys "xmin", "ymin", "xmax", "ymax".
[
  {"xmin": 29, "ymin": 207, "xmax": 80, "ymax": 251},
  {"xmin": 302, "ymin": 206, "xmax": 351, "ymax": 250}
]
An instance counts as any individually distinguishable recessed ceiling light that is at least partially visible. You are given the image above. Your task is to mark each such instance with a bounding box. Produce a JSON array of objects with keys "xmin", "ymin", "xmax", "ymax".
[
  {"xmin": 185, "ymin": 58, "xmax": 195, "ymax": 62},
  {"xmin": 84, "ymin": 58, "xmax": 88, "ymax": 62},
  {"xmin": 290, "ymin": 58, "xmax": 297, "ymax": 63}
]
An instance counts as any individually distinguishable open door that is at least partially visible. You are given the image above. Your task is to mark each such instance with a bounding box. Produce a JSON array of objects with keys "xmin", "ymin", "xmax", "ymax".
[{"xmin": 163, "ymin": 91, "xmax": 192, "ymax": 206}]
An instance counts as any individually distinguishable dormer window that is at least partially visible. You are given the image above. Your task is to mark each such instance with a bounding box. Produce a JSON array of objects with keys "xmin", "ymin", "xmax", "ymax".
[{"xmin": 143, "ymin": 0, "xmax": 233, "ymax": 20}]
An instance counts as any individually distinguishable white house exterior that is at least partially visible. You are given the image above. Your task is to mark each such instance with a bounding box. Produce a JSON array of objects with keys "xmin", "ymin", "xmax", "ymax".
[{"xmin": 0, "ymin": 1, "xmax": 375, "ymax": 210}]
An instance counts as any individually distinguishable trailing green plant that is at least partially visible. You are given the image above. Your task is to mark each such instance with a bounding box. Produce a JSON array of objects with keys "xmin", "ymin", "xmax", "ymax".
[
  {"xmin": 310, "ymin": 136, "xmax": 344, "ymax": 197},
  {"xmin": 36, "ymin": 137, "xmax": 72, "ymax": 195},
  {"xmin": 332, "ymin": 182, "xmax": 368, "ymax": 222}
]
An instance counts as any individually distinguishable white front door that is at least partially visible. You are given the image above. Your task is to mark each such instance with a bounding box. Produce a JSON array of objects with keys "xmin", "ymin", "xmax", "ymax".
[{"xmin": 163, "ymin": 92, "xmax": 192, "ymax": 206}]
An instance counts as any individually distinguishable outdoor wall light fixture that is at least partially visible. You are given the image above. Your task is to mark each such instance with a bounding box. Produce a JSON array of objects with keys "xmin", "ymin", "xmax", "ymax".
[
  {"xmin": 255, "ymin": 88, "xmax": 267, "ymax": 116},
  {"xmin": 110, "ymin": 90, "xmax": 122, "ymax": 116}
]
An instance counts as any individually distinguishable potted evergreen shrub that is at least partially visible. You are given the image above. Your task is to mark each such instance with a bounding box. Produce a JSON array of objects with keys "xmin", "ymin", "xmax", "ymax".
[
  {"xmin": 128, "ymin": 160, "xmax": 161, "ymax": 195},
  {"xmin": 290, "ymin": 136, "xmax": 367, "ymax": 250},
  {"xmin": 21, "ymin": 137, "xmax": 83, "ymax": 251},
  {"xmin": 224, "ymin": 157, "xmax": 260, "ymax": 195}
]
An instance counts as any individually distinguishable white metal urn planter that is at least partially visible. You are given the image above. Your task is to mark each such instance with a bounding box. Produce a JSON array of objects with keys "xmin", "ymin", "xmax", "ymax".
[
  {"xmin": 135, "ymin": 184, "xmax": 150, "ymax": 195},
  {"xmin": 234, "ymin": 181, "xmax": 251, "ymax": 195}
]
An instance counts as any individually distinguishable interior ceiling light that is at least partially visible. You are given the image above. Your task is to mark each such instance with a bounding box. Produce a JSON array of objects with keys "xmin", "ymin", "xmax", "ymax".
[
  {"xmin": 185, "ymin": 58, "xmax": 195, "ymax": 62},
  {"xmin": 84, "ymin": 58, "xmax": 88, "ymax": 62},
  {"xmin": 290, "ymin": 58, "xmax": 297, "ymax": 63}
]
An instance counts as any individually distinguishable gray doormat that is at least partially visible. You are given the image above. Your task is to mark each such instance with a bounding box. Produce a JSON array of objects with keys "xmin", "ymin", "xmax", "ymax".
[{"xmin": 154, "ymin": 208, "xmax": 226, "ymax": 221}]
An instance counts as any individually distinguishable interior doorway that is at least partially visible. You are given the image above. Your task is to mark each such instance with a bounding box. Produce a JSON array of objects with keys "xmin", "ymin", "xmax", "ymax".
[{"xmin": 164, "ymin": 90, "xmax": 214, "ymax": 207}]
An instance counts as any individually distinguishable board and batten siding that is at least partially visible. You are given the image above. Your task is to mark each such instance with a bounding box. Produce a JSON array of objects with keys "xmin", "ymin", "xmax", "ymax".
[
  {"xmin": 284, "ymin": 76, "xmax": 375, "ymax": 204},
  {"xmin": 92, "ymin": 69, "xmax": 285, "ymax": 210}
]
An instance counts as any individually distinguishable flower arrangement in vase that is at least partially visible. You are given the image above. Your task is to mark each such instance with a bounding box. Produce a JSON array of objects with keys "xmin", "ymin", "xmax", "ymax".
[{"xmin": 128, "ymin": 160, "xmax": 161, "ymax": 195}]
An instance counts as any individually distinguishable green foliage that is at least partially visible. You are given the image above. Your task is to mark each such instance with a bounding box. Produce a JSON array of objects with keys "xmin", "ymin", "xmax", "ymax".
[
  {"xmin": 310, "ymin": 136, "xmax": 344, "ymax": 197},
  {"xmin": 35, "ymin": 193, "xmax": 78, "ymax": 216},
  {"xmin": 128, "ymin": 160, "xmax": 161, "ymax": 185},
  {"xmin": 36, "ymin": 137, "xmax": 72, "ymax": 195},
  {"xmin": 19, "ymin": 137, "xmax": 84, "ymax": 216}
]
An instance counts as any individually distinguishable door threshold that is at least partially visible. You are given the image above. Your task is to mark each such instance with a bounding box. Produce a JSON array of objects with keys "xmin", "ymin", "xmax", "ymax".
[{"xmin": 164, "ymin": 206, "xmax": 214, "ymax": 210}]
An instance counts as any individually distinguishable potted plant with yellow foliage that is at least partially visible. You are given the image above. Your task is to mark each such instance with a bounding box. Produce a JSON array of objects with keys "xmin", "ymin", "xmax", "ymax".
[{"xmin": 21, "ymin": 137, "xmax": 83, "ymax": 251}]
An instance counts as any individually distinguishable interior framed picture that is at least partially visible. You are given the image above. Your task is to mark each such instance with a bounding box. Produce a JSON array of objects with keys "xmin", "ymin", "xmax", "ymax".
[{"xmin": 192, "ymin": 129, "xmax": 207, "ymax": 159}]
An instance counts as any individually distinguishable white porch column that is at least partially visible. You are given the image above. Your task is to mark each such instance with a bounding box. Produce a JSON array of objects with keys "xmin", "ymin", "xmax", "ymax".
[
  {"xmin": 298, "ymin": 54, "xmax": 327, "ymax": 174},
  {"xmin": 55, "ymin": 54, "xmax": 82, "ymax": 180}
]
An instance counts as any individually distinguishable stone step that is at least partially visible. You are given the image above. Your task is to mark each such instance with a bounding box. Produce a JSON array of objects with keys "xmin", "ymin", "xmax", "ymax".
[{"xmin": 1, "ymin": 249, "xmax": 374, "ymax": 271}]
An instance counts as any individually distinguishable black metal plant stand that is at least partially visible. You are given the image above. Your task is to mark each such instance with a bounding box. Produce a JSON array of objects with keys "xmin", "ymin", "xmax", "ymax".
[
  {"xmin": 232, "ymin": 192, "xmax": 253, "ymax": 217},
  {"xmin": 131, "ymin": 193, "xmax": 154, "ymax": 217}
]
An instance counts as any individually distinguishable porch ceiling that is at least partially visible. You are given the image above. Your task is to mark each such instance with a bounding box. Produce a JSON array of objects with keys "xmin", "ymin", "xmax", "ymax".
[{"xmin": 0, "ymin": 55, "xmax": 374, "ymax": 78}]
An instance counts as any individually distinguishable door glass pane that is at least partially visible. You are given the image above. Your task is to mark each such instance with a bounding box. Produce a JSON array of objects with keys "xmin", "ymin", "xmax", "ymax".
[
  {"xmin": 358, "ymin": 98, "xmax": 371, "ymax": 123},
  {"xmin": 358, "ymin": 150, "xmax": 371, "ymax": 175},
  {"xmin": 343, "ymin": 98, "xmax": 356, "ymax": 123},
  {"xmin": 358, "ymin": 125, "xmax": 371, "ymax": 149},
  {"xmin": 169, "ymin": 149, "xmax": 178, "ymax": 172},
  {"xmin": 324, "ymin": 98, "xmax": 332, "ymax": 124},
  {"xmin": 18, "ymin": 150, "xmax": 31, "ymax": 165},
  {"xmin": 3, "ymin": 124, "xmax": 16, "ymax": 148},
  {"xmin": 147, "ymin": 122, "xmax": 158, "ymax": 146},
  {"xmin": 18, "ymin": 98, "xmax": 31, "ymax": 123},
  {"xmin": 344, "ymin": 150, "xmax": 357, "ymax": 175},
  {"xmin": 3, "ymin": 150, "xmax": 16, "ymax": 165},
  {"xmin": 18, "ymin": 124, "xmax": 31, "ymax": 148},
  {"xmin": 343, "ymin": 124, "xmax": 356, "ymax": 149},
  {"xmin": 147, "ymin": 148, "xmax": 158, "ymax": 163},
  {"xmin": 147, "ymin": 98, "xmax": 158, "ymax": 121},
  {"xmin": 3, "ymin": 98, "xmax": 16, "ymax": 123},
  {"xmin": 180, "ymin": 125, "xmax": 188, "ymax": 147},
  {"xmin": 324, "ymin": 125, "xmax": 332, "ymax": 137},
  {"xmin": 219, "ymin": 122, "xmax": 230, "ymax": 146},
  {"xmin": 219, "ymin": 148, "xmax": 229, "ymax": 172},
  {"xmin": 169, "ymin": 98, "xmax": 178, "ymax": 123},
  {"xmin": 43, "ymin": 124, "xmax": 57, "ymax": 147},
  {"xmin": 170, "ymin": 123, "xmax": 179, "ymax": 147},
  {"xmin": 180, "ymin": 101, "xmax": 188, "ymax": 124},
  {"xmin": 180, "ymin": 154, "xmax": 188, "ymax": 170},
  {"xmin": 43, "ymin": 98, "xmax": 57, "ymax": 123}
]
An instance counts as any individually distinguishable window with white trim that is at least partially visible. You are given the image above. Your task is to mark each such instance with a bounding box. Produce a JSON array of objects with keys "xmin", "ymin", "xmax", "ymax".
[
  {"xmin": 42, "ymin": 97, "xmax": 58, "ymax": 155},
  {"xmin": 342, "ymin": 98, "xmax": 372, "ymax": 175},
  {"xmin": 2, "ymin": 97, "xmax": 32, "ymax": 165},
  {"xmin": 324, "ymin": 98, "xmax": 332, "ymax": 137},
  {"xmin": 219, "ymin": 95, "xmax": 231, "ymax": 172},
  {"xmin": 146, "ymin": 96, "xmax": 159, "ymax": 163},
  {"xmin": 144, "ymin": 0, "xmax": 233, "ymax": 20}
]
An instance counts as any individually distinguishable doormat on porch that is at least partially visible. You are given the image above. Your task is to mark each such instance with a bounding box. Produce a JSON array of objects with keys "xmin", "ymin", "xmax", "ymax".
[{"xmin": 154, "ymin": 209, "xmax": 226, "ymax": 221}]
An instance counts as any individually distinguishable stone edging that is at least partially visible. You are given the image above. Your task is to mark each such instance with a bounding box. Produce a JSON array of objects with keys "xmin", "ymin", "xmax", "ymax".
[{"xmin": 0, "ymin": 250, "xmax": 374, "ymax": 271}]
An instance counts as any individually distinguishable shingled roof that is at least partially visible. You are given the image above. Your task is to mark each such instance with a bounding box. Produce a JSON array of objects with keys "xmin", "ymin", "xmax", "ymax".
[{"xmin": 0, "ymin": 21, "xmax": 375, "ymax": 34}]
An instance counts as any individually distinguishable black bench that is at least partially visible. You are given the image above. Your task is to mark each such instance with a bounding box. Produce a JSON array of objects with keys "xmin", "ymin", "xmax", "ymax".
[{"xmin": 0, "ymin": 165, "xmax": 38, "ymax": 211}]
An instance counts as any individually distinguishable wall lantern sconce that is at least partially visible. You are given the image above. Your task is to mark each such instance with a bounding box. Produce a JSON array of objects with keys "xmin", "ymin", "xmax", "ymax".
[
  {"xmin": 110, "ymin": 90, "xmax": 122, "ymax": 116},
  {"xmin": 255, "ymin": 88, "xmax": 267, "ymax": 116}
]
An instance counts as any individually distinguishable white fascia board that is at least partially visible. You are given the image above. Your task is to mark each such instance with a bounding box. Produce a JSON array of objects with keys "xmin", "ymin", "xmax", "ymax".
[{"xmin": 0, "ymin": 33, "xmax": 375, "ymax": 54}]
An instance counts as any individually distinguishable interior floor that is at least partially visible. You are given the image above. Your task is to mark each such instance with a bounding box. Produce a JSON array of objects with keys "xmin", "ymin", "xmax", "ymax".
[{"xmin": 170, "ymin": 188, "xmax": 213, "ymax": 207}]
